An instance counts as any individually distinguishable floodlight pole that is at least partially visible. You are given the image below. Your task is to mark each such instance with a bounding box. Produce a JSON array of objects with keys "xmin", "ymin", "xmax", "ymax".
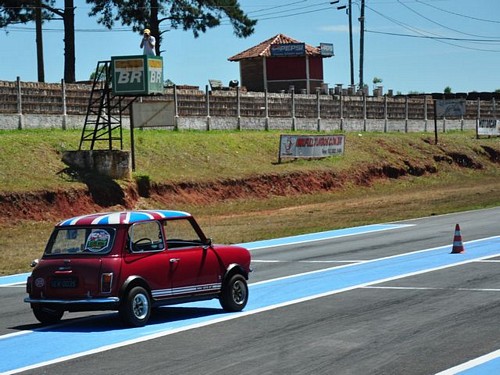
[{"xmin": 333, "ymin": 1, "xmax": 355, "ymax": 86}]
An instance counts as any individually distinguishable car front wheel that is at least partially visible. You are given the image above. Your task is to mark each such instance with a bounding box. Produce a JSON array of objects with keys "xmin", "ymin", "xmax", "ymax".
[
  {"xmin": 220, "ymin": 274, "xmax": 248, "ymax": 312},
  {"xmin": 32, "ymin": 304, "xmax": 64, "ymax": 325},
  {"xmin": 119, "ymin": 286, "xmax": 151, "ymax": 327}
]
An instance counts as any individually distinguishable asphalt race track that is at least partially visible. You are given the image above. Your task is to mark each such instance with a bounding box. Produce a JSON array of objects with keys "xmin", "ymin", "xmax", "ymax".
[{"xmin": 1, "ymin": 207, "xmax": 500, "ymax": 375}]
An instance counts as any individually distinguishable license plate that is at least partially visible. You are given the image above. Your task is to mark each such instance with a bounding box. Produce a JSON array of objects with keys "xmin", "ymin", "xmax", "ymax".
[{"xmin": 50, "ymin": 278, "xmax": 77, "ymax": 288}]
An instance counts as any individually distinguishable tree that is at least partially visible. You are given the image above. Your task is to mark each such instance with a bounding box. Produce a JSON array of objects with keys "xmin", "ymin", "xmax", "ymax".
[
  {"xmin": 0, "ymin": 1, "xmax": 39, "ymax": 26},
  {"xmin": 372, "ymin": 77, "xmax": 383, "ymax": 86},
  {"xmin": 87, "ymin": 0, "xmax": 257, "ymax": 56},
  {"xmin": 89, "ymin": 63, "xmax": 108, "ymax": 80},
  {"xmin": 0, "ymin": 0, "xmax": 77, "ymax": 82},
  {"xmin": 444, "ymin": 86, "xmax": 452, "ymax": 94}
]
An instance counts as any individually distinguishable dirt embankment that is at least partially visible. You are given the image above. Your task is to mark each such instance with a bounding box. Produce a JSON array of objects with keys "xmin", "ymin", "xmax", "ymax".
[{"xmin": 0, "ymin": 143, "xmax": 498, "ymax": 223}]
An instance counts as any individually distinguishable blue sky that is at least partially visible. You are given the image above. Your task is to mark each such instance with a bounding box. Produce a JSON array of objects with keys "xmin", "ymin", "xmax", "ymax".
[{"xmin": 1, "ymin": 0, "xmax": 499, "ymax": 94}]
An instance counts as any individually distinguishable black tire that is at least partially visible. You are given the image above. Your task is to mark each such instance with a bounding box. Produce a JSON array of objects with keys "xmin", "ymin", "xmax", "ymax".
[
  {"xmin": 32, "ymin": 304, "xmax": 64, "ymax": 325},
  {"xmin": 220, "ymin": 274, "xmax": 248, "ymax": 312},
  {"xmin": 119, "ymin": 286, "xmax": 151, "ymax": 327}
]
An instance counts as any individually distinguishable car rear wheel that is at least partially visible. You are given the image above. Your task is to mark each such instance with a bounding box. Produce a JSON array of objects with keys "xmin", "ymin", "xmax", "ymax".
[
  {"xmin": 32, "ymin": 304, "xmax": 64, "ymax": 325},
  {"xmin": 220, "ymin": 274, "xmax": 248, "ymax": 312},
  {"xmin": 119, "ymin": 286, "xmax": 151, "ymax": 327}
]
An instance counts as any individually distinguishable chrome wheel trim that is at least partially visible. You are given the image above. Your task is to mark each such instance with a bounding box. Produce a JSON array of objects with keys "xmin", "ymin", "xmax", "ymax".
[
  {"xmin": 132, "ymin": 293, "xmax": 149, "ymax": 320},
  {"xmin": 232, "ymin": 280, "xmax": 247, "ymax": 305}
]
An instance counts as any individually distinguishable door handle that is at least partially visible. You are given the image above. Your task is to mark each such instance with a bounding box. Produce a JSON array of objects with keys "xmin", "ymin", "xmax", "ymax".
[{"xmin": 170, "ymin": 258, "xmax": 180, "ymax": 263}]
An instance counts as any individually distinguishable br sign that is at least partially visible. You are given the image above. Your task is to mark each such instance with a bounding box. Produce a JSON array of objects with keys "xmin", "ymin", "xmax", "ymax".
[{"xmin": 111, "ymin": 55, "xmax": 164, "ymax": 96}]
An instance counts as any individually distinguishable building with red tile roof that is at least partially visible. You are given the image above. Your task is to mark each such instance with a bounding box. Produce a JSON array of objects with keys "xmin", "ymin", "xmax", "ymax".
[{"xmin": 228, "ymin": 34, "xmax": 333, "ymax": 93}]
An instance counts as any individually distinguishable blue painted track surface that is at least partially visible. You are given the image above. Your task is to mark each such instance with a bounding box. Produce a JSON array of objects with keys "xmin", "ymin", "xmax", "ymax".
[
  {"xmin": 0, "ymin": 273, "xmax": 30, "ymax": 286},
  {"xmin": 460, "ymin": 359, "xmax": 500, "ymax": 375},
  {"xmin": 237, "ymin": 223, "xmax": 412, "ymax": 250},
  {"xmin": 1, "ymin": 224, "xmax": 500, "ymax": 374}
]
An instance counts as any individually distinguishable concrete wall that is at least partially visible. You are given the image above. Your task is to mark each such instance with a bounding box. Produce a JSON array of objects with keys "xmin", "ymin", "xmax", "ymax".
[
  {"xmin": 62, "ymin": 150, "xmax": 132, "ymax": 180},
  {"xmin": 0, "ymin": 113, "xmax": 477, "ymax": 133}
]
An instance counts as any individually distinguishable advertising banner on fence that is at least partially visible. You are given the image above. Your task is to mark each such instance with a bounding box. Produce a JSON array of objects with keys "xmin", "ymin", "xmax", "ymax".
[
  {"xmin": 279, "ymin": 134, "xmax": 345, "ymax": 162},
  {"xmin": 435, "ymin": 99, "xmax": 466, "ymax": 117},
  {"xmin": 477, "ymin": 119, "xmax": 500, "ymax": 136}
]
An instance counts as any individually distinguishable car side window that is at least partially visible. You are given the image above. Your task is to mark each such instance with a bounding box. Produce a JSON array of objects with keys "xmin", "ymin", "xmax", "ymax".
[
  {"xmin": 164, "ymin": 218, "xmax": 203, "ymax": 249},
  {"xmin": 129, "ymin": 221, "xmax": 165, "ymax": 252}
]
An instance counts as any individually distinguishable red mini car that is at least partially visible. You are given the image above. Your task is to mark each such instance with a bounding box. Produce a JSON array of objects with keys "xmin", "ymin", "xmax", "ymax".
[{"xmin": 25, "ymin": 210, "xmax": 251, "ymax": 327}]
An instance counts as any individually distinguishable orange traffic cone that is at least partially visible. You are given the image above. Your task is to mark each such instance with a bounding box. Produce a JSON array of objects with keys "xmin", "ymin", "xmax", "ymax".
[{"xmin": 451, "ymin": 224, "xmax": 465, "ymax": 254}]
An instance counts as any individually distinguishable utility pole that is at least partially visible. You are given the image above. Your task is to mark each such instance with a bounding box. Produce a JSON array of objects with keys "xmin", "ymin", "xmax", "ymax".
[
  {"xmin": 359, "ymin": 0, "xmax": 365, "ymax": 89},
  {"xmin": 348, "ymin": 0, "xmax": 354, "ymax": 86}
]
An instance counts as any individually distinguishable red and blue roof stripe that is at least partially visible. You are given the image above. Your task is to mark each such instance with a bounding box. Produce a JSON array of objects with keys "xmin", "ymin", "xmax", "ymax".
[{"xmin": 57, "ymin": 210, "xmax": 191, "ymax": 227}]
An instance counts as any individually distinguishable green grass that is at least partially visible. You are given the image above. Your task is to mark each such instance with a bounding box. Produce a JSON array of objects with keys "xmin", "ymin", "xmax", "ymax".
[
  {"xmin": 0, "ymin": 129, "xmax": 499, "ymax": 275},
  {"xmin": 0, "ymin": 129, "xmax": 453, "ymax": 191},
  {"xmin": 0, "ymin": 130, "xmax": 78, "ymax": 191}
]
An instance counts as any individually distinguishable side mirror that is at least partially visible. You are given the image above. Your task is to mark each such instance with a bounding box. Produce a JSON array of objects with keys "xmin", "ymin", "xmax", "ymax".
[
  {"xmin": 30, "ymin": 259, "xmax": 39, "ymax": 268},
  {"xmin": 204, "ymin": 238, "xmax": 213, "ymax": 248}
]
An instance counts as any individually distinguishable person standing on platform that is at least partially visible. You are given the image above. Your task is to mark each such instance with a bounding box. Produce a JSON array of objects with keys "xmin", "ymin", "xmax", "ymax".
[{"xmin": 140, "ymin": 28, "xmax": 156, "ymax": 56}]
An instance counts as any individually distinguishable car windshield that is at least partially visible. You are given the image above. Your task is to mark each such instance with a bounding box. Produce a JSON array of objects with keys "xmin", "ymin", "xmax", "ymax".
[{"xmin": 44, "ymin": 227, "xmax": 115, "ymax": 255}]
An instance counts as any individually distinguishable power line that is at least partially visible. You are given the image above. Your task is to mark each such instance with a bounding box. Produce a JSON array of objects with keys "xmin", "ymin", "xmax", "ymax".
[
  {"xmin": 222, "ymin": 1, "xmax": 333, "ymax": 23},
  {"xmin": 246, "ymin": 1, "xmax": 317, "ymax": 16},
  {"xmin": 365, "ymin": 3, "xmax": 500, "ymax": 52},
  {"xmin": 4, "ymin": 25, "xmax": 133, "ymax": 32},
  {"xmin": 365, "ymin": 30, "xmax": 500, "ymax": 52},
  {"xmin": 3, "ymin": 1, "xmax": 335, "ymax": 32},
  {"xmin": 415, "ymin": 0, "xmax": 500, "ymax": 25},
  {"xmin": 397, "ymin": 0, "xmax": 500, "ymax": 40}
]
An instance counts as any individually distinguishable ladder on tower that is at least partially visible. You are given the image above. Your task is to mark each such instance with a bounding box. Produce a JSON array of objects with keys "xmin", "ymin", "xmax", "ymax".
[{"xmin": 79, "ymin": 61, "xmax": 137, "ymax": 150}]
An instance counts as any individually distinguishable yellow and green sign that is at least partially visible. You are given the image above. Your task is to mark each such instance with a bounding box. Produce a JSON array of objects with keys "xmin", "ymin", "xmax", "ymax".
[{"xmin": 111, "ymin": 55, "xmax": 164, "ymax": 96}]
